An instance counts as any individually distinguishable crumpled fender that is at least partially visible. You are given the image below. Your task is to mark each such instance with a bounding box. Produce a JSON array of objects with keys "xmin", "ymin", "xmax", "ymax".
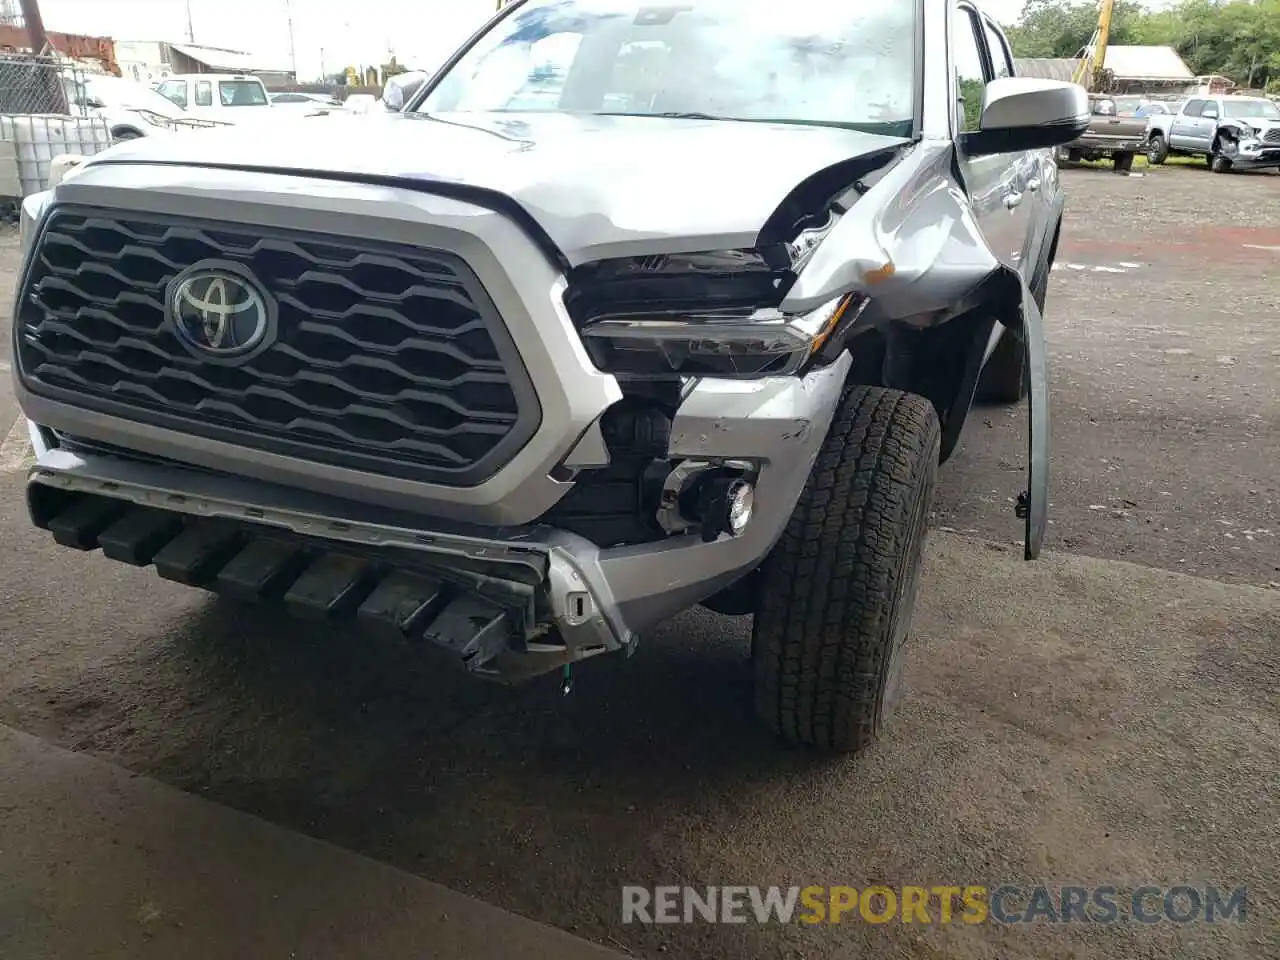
[
  {"xmin": 780, "ymin": 141, "xmax": 1002, "ymax": 319},
  {"xmin": 779, "ymin": 141, "xmax": 1049, "ymax": 560}
]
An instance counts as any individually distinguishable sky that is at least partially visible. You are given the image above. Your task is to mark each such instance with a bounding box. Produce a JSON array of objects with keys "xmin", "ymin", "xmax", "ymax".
[{"xmin": 37, "ymin": 0, "xmax": 1030, "ymax": 81}]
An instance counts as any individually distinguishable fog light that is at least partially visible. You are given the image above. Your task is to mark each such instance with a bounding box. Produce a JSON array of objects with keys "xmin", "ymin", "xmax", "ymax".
[
  {"xmin": 694, "ymin": 476, "xmax": 755, "ymax": 542},
  {"xmin": 727, "ymin": 481, "xmax": 754, "ymax": 535}
]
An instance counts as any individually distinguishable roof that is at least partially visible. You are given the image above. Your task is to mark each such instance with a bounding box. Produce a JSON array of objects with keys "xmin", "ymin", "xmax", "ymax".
[
  {"xmin": 1013, "ymin": 58, "xmax": 1079, "ymax": 82},
  {"xmin": 1102, "ymin": 45, "xmax": 1193, "ymax": 80},
  {"xmin": 168, "ymin": 42, "xmax": 291, "ymax": 74}
]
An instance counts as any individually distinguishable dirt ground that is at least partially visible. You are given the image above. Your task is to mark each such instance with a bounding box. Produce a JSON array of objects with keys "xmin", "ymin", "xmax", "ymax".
[{"xmin": 0, "ymin": 164, "xmax": 1277, "ymax": 959}]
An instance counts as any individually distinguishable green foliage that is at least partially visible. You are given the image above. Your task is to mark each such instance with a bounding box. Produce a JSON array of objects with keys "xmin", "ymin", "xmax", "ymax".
[
  {"xmin": 959, "ymin": 77, "xmax": 986, "ymax": 130},
  {"xmin": 1004, "ymin": 0, "xmax": 1280, "ymax": 90}
]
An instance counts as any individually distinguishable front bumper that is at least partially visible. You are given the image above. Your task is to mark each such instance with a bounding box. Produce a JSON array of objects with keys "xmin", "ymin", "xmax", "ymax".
[
  {"xmin": 21, "ymin": 353, "xmax": 849, "ymax": 680},
  {"xmin": 1234, "ymin": 141, "xmax": 1280, "ymax": 167}
]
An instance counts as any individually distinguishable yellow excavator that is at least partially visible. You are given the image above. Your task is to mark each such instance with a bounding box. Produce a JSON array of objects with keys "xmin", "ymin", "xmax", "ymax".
[{"xmin": 1072, "ymin": 0, "xmax": 1115, "ymax": 93}]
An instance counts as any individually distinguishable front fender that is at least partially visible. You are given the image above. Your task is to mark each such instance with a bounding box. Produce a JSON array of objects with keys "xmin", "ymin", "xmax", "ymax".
[{"xmin": 1021, "ymin": 280, "xmax": 1049, "ymax": 561}]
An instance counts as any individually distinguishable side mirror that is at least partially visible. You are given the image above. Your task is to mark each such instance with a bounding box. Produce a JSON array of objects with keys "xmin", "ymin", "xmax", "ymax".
[
  {"xmin": 85, "ymin": 96, "xmax": 107, "ymax": 109},
  {"xmin": 960, "ymin": 77, "xmax": 1089, "ymax": 157}
]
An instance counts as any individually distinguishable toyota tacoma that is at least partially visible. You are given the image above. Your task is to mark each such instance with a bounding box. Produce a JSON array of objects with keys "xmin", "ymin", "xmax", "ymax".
[{"xmin": 11, "ymin": 0, "xmax": 1087, "ymax": 752}]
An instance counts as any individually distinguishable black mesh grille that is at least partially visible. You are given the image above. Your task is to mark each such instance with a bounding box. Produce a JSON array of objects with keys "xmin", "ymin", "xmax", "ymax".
[
  {"xmin": 1264, "ymin": 128, "xmax": 1280, "ymax": 144},
  {"xmin": 16, "ymin": 207, "xmax": 538, "ymax": 485}
]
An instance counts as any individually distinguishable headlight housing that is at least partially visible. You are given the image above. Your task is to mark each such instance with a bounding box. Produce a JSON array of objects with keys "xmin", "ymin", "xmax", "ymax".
[{"xmin": 580, "ymin": 294, "xmax": 863, "ymax": 380}]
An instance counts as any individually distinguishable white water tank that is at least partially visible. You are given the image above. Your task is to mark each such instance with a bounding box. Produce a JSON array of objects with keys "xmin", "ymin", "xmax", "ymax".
[{"xmin": 0, "ymin": 114, "xmax": 112, "ymax": 198}]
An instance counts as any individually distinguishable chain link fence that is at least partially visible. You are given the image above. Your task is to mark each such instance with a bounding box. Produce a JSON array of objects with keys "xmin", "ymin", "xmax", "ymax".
[
  {"xmin": 0, "ymin": 52, "xmax": 81, "ymax": 115},
  {"xmin": 0, "ymin": 53, "xmax": 111, "ymax": 200}
]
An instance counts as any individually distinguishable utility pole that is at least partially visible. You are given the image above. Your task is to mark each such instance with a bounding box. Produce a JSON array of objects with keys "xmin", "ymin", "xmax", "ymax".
[
  {"xmin": 17, "ymin": 0, "xmax": 48, "ymax": 55},
  {"xmin": 284, "ymin": 0, "xmax": 297, "ymax": 79},
  {"xmin": 185, "ymin": 0, "xmax": 195, "ymax": 42}
]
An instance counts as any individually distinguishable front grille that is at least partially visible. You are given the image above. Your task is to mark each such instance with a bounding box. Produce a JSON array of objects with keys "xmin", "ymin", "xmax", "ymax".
[
  {"xmin": 1264, "ymin": 128, "xmax": 1280, "ymax": 144},
  {"xmin": 17, "ymin": 207, "xmax": 539, "ymax": 485}
]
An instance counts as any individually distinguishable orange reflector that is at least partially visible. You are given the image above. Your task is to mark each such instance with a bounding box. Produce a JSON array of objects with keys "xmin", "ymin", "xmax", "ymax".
[
  {"xmin": 864, "ymin": 262, "xmax": 896, "ymax": 285},
  {"xmin": 810, "ymin": 294, "xmax": 854, "ymax": 352}
]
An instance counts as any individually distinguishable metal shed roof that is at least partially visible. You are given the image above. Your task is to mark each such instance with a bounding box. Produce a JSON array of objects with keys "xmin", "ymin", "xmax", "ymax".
[
  {"xmin": 1015, "ymin": 46, "xmax": 1194, "ymax": 83},
  {"xmin": 1102, "ymin": 45, "xmax": 1194, "ymax": 80},
  {"xmin": 168, "ymin": 43, "xmax": 291, "ymax": 74}
]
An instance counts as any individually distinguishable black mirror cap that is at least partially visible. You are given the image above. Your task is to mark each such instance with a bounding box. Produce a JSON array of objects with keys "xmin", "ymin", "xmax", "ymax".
[{"xmin": 960, "ymin": 115, "xmax": 1090, "ymax": 158}]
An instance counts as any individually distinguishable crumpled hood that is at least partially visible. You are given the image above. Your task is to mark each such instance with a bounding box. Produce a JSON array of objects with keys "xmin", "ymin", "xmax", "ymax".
[{"xmin": 87, "ymin": 111, "xmax": 910, "ymax": 264}]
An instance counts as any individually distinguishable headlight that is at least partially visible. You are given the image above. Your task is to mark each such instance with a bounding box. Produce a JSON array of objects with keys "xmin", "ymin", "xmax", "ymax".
[{"xmin": 579, "ymin": 294, "xmax": 863, "ymax": 379}]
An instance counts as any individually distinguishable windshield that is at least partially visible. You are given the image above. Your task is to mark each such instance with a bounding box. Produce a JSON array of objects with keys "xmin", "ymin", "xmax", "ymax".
[
  {"xmin": 415, "ymin": 0, "xmax": 916, "ymax": 135},
  {"xmin": 218, "ymin": 80, "xmax": 269, "ymax": 106},
  {"xmin": 1222, "ymin": 99, "xmax": 1280, "ymax": 120},
  {"xmin": 79, "ymin": 75, "xmax": 184, "ymax": 117}
]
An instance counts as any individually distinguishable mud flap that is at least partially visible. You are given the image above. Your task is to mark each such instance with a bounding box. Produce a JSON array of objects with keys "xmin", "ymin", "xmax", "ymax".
[{"xmin": 1021, "ymin": 282, "xmax": 1049, "ymax": 560}]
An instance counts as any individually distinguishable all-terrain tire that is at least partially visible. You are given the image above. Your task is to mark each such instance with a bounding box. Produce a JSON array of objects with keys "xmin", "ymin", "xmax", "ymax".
[
  {"xmin": 751, "ymin": 387, "xmax": 940, "ymax": 753},
  {"xmin": 1210, "ymin": 143, "xmax": 1232, "ymax": 173},
  {"xmin": 1146, "ymin": 134, "xmax": 1168, "ymax": 165}
]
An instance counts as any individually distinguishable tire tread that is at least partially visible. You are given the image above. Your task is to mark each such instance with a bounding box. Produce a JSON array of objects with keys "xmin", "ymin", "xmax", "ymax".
[{"xmin": 752, "ymin": 386, "xmax": 940, "ymax": 752}]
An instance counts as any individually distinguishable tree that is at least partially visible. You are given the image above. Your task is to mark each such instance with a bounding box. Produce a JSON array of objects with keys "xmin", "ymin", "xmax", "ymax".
[{"xmin": 1003, "ymin": 0, "xmax": 1280, "ymax": 91}]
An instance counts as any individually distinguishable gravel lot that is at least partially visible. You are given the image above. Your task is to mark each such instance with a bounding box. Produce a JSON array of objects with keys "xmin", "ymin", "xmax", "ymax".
[{"xmin": 0, "ymin": 164, "xmax": 1277, "ymax": 959}]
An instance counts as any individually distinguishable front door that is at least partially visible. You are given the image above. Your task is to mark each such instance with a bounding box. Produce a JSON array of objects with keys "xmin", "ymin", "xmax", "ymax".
[
  {"xmin": 953, "ymin": 2, "xmax": 1027, "ymax": 272},
  {"xmin": 1196, "ymin": 100, "xmax": 1221, "ymax": 149},
  {"xmin": 1169, "ymin": 99, "xmax": 1203, "ymax": 150}
]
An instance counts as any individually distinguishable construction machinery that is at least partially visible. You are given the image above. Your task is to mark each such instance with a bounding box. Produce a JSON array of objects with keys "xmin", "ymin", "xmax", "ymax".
[{"xmin": 1072, "ymin": 0, "xmax": 1114, "ymax": 93}]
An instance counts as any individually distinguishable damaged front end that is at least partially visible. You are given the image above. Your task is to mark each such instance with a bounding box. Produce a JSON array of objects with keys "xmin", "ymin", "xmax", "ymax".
[
  {"xmin": 25, "ymin": 442, "xmax": 622, "ymax": 683},
  {"xmin": 1216, "ymin": 121, "xmax": 1280, "ymax": 169}
]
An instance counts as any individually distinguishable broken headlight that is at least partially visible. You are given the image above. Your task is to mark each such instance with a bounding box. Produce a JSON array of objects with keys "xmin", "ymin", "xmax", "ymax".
[{"xmin": 580, "ymin": 293, "xmax": 862, "ymax": 380}]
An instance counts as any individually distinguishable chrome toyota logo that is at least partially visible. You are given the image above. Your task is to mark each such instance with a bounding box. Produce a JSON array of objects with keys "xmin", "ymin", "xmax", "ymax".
[{"xmin": 167, "ymin": 262, "xmax": 274, "ymax": 360}]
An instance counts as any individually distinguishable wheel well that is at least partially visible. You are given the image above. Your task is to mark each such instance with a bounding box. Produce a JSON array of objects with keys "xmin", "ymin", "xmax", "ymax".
[{"xmin": 110, "ymin": 126, "xmax": 143, "ymax": 139}]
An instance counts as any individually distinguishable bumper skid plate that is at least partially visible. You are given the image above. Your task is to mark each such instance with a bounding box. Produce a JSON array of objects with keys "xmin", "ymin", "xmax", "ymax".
[{"xmin": 30, "ymin": 486, "xmax": 567, "ymax": 680}]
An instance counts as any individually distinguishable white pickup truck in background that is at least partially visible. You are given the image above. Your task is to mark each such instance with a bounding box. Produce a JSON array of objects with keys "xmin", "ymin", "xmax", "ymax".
[
  {"xmin": 1146, "ymin": 95, "xmax": 1280, "ymax": 173},
  {"xmin": 154, "ymin": 74, "xmax": 275, "ymax": 123},
  {"xmin": 65, "ymin": 73, "xmax": 227, "ymax": 140}
]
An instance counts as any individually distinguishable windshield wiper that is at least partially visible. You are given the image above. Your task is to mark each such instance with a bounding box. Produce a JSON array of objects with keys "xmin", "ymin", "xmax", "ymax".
[{"xmin": 595, "ymin": 111, "xmax": 729, "ymax": 121}]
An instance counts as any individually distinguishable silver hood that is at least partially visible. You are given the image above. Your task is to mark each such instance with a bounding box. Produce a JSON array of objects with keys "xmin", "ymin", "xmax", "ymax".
[{"xmin": 86, "ymin": 111, "xmax": 910, "ymax": 265}]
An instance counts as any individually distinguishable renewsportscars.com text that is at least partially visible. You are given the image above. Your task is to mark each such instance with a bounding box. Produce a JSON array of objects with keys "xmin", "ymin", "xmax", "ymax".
[{"xmin": 621, "ymin": 885, "xmax": 1248, "ymax": 925}]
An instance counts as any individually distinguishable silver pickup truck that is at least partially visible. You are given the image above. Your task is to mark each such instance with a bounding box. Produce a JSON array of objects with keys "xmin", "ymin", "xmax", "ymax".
[
  {"xmin": 1146, "ymin": 94, "xmax": 1280, "ymax": 172},
  {"xmin": 1055, "ymin": 94, "xmax": 1146, "ymax": 172},
  {"xmin": 11, "ymin": 0, "xmax": 1085, "ymax": 753}
]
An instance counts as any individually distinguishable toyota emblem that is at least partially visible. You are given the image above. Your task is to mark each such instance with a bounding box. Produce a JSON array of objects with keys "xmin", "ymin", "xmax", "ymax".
[{"xmin": 166, "ymin": 261, "xmax": 275, "ymax": 361}]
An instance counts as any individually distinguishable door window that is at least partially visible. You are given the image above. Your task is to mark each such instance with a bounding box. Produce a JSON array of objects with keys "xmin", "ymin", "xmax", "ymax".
[
  {"xmin": 1182, "ymin": 100, "xmax": 1204, "ymax": 117},
  {"xmin": 195, "ymin": 80, "xmax": 212, "ymax": 107},
  {"xmin": 953, "ymin": 5, "xmax": 986, "ymax": 133},
  {"xmin": 1200, "ymin": 101, "xmax": 1219, "ymax": 119},
  {"xmin": 982, "ymin": 20, "xmax": 1013, "ymax": 79},
  {"xmin": 158, "ymin": 80, "xmax": 187, "ymax": 108}
]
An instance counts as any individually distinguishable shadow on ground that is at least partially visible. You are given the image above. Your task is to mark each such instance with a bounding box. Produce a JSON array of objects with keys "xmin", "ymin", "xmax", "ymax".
[{"xmin": 3, "ymin": 503, "xmax": 1277, "ymax": 959}]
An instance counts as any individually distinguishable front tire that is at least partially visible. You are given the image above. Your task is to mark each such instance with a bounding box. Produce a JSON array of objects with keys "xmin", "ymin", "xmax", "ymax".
[
  {"xmin": 1210, "ymin": 144, "xmax": 1232, "ymax": 173},
  {"xmin": 752, "ymin": 387, "xmax": 940, "ymax": 754},
  {"xmin": 1147, "ymin": 135, "xmax": 1168, "ymax": 165}
]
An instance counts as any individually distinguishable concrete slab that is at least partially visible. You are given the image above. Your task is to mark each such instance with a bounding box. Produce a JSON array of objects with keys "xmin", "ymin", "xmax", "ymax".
[{"xmin": 0, "ymin": 725, "xmax": 624, "ymax": 960}]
